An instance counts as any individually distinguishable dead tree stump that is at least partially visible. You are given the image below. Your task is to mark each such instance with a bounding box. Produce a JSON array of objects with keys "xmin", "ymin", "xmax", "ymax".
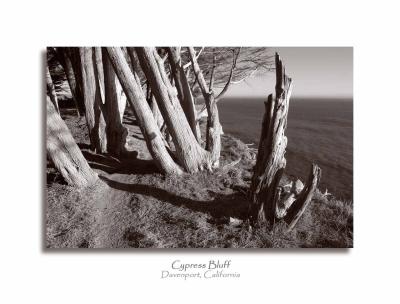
[
  {"xmin": 248, "ymin": 53, "xmax": 321, "ymax": 230},
  {"xmin": 284, "ymin": 164, "xmax": 321, "ymax": 231}
]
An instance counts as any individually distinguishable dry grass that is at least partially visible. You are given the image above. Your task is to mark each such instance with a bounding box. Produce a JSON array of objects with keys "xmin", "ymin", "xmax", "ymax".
[{"xmin": 46, "ymin": 109, "xmax": 353, "ymax": 248}]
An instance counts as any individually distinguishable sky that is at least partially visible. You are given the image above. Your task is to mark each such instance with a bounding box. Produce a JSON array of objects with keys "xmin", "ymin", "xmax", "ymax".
[{"xmin": 222, "ymin": 47, "xmax": 353, "ymax": 98}]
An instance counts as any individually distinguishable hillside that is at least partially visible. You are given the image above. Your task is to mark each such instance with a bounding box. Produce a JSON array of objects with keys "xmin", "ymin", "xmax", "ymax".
[{"xmin": 46, "ymin": 107, "xmax": 353, "ymax": 248}]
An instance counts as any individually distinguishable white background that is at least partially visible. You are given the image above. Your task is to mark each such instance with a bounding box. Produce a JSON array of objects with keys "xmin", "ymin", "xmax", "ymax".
[{"xmin": 0, "ymin": 0, "xmax": 399, "ymax": 303}]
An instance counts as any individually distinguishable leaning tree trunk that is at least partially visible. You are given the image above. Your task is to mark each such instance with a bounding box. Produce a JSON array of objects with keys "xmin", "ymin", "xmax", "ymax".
[
  {"xmin": 106, "ymin": 47, "xmax": 183, "ymax": 174},
  {"xmin": 128, "ymin": 49, "xmax": 163, "ymax": 130},
  {"xmin": 46, "ymin": 64, "xmax": 60, "ymax": 114},
  {"xmin": 80, "ymin": 47, "xmax": 107, "ymax": 153},
  {"xmin": 249, "ymin": 53, "xmax": 321, "ymax": 230},
  {"xmin": 167, "ymin": 47, "xmax": 199, "ymax": 141},
  {"xmin": 55, "ymin": 47, "xmax": 84, "ymax": 116},
  {"xmin": 102, "ymin": 48, "xmax": 127, "ymax": 157},
  {"xmin": 94, "ymin": 47, "xmax": 105, "ymax": 104},
  {"xmin": 136, "ymin": 47, "xmax": 210, "ymax": 172},
  {"xmin": 149, "ymin": 93, "xmax": 163, "ymax": 129},
  {"xmin": 67, "ymin": 47, "xmax": 86, "ymax": 116},
  {"xmin": 46, "ymin": 96, "xmax": 98, "ymax": 187}
]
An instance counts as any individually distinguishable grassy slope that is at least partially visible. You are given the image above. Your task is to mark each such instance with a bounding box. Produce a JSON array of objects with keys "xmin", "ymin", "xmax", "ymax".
[{"xmin": 46, "ymin": 108, "xmax": 353, "ymax": 248}]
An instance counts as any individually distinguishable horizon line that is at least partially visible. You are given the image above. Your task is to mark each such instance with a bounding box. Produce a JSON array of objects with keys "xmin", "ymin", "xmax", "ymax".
[{"xmin": 216, "ymin": 95, "xmax": 353, "ymax": 100}]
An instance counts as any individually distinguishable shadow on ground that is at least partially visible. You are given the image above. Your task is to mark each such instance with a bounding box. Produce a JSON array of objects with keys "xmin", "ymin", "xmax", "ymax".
[
  {"xmin": 99, "ymin": 175, "xmax": 249, "ymax": 222},
  {"xmin": 79, "ymin": 149, "xmax": 158, "ymax": 175}
]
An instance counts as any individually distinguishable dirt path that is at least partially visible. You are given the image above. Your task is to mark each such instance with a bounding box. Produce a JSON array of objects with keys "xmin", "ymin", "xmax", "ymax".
[{"xmin": 83, "ymin": 122, "xmax": 160, "ymax": 247}]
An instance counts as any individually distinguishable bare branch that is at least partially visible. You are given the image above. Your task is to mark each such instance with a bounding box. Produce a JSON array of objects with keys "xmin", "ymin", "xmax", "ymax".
[
  {"xmin": 183, "ymin": 47, "xmax": 204, "ymax": 69},
  {"xmin": 231, "ymin": 67, "xmax": 259, "ymax": 84},
  {"xmin": 209, "ymin": 49, "xmax": 216, "ymax": 92},
  {"xmin": 187, "ymin": 47, "xmax": 210, "ymax": 99},
  {"xmin": 215, "ymin": 47, "xmax": 241, "ymax": 101}
]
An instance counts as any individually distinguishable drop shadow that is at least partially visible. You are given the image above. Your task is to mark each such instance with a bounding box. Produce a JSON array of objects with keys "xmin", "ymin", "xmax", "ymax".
[{"xmin": 41, "ymin": 49, "xmax": 48, "ymax": 252}]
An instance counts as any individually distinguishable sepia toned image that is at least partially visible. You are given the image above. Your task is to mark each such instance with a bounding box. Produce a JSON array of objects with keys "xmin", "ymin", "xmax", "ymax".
[{"xmin": 45, "ymin": 47, "xmax": 353, "ymax": 248}]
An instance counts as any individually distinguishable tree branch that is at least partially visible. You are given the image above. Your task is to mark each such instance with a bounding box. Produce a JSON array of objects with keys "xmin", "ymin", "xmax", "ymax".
[
  {"xmin": 195, "ymin": 48, "xmax": 242, "ymax": 119},
  {"xmin": 215, "ymin": 48, "xmax": 241, "ymax": 101},
  {"xmin": 231, "ymin": 67, "xmax": 259, "ymax": 84},
  {"xmin": 284, "ymin": 164, "xmax": 321, "ymax": 231},
  {"xmin": 187, "ymin": 47, "xmax": 210, "ymax": 99},
  {"xmin": 183, "ymin": 47, "xmax": 204, "ymax": 69},
  {"xmin": 209, "ymin": 49, "xmax": 216, "ymax": 92}
]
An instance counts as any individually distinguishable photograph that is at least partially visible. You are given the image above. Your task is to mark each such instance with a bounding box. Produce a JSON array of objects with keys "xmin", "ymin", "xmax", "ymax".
[
  {"xmin": 45, "ymin": 46, "xmax": 353, "ymax": 248},
  {"xmin": 0, "ymin": 0, "xmax": 400, "ymax": 304},
  {"xmin": 3, "ymin": 0, "xmax": 400, "ymax": 303}
]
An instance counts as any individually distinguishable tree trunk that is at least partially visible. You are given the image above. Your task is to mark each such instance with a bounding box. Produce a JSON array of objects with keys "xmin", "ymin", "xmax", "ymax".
[
  {"xmin": 105, "ymin": 47, "xmax": 183, "ymax": 174},
  {"xmin": 284, "ymin": 164, "xmax": 321, "ymax": 231},
  {"xmin": 167, "ymin": 47, "xmax": 199, "ymax": 141},
  {"xmin": 136, "ymin": 47, "xmax": 209, "ymax": 172},
  {"xmin": 249, "ymin": 53, "xmax": 292, "ymax": 224},
  {"xmin": 249, "ymin": 53, "xmax": 321, "ymax": 230},
  {"xmin": 67, "ymin": 47, "xmax": 86, "ymax": 116},
  {"xmin": 187, "ymin": 47, "xmax": 222, "ymax": 168},
  {"xmin": 46, "ymin": 64, "xmax": 60, "ymax": 114},
  {"xmin": 94, "ymin": 47, "xmax": 105, "ymax": 104},
  {"xmin": 192, "ymin": 48, "xmax": 239, "ymax": 142},
  {"xmin": 149, "ymin": 93, "xmax": 163, "ymax": 129},
  {"xmin": 55, "ymin": 47, "xmax": 84, "ymax": 116},
  {"xmin": 102, "ymin": 48, "xmax": 128, "ymax": 157},
  {"xmin": 79, "ymin": 47, "xmax": 107, "ymax": 153},
  {"xmin": 128, "ymin": 49, "xmax": 162, "ymax": 129},
  {"xmin": 46, "ymin": 96, "xmax": 98, "ymax": 187},
  {"xmin": 115, "ymin": 78, "xmax": 127, "ymax": 121}
]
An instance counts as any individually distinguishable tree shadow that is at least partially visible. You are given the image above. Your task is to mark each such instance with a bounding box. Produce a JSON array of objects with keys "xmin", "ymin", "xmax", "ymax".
[
  {"xmin": 122, "ymin": 107, "xmax": 138, "ymax": 126},
  {"xmin": 129, "ymin": 133, "xmax": 144, "ymax": 141},
  {"xmin": 77, "ymin": 143, "xmax": 91, "ymax": 150},
  {"xmin": 99, "ymin": 175, "xmax": 249, "ymax": 222},
  {"xmin": 81, "ymin": 149, "xmax": 159, "ymax": 175},
  {"xmin": 46, "ymin": 160, "xmax": 67, "ymax": 186},
  {"xmin": 123, "ymin": 116, "xmax": 137, "ymax": 126}
]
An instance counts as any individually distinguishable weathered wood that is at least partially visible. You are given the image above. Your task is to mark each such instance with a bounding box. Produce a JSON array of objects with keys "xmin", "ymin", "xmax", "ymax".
[
  {"xmin": 149, "ymin": 93, "xmax": 163, "ymax": 129},
  {"xmin": 206, "ymin": 51, "xmax": 217, "ymax": 149},
  {"xmin": 167, "ymin": 47, "xmax": 199, "ymax": 141},
  {"xmin": 249, "ymin": 53, "xmax": 292, "ymax": 225},
  {"xmin": 136, "ymin": 47, "xmax": 209, "ymax": 172},
  {"xmin": 194, "ymin": 48, "xmax": 241, "ymax": 120},
  {"xmin": 102, "ymin": 48, "xmax": 127, "ymax": 157},
  {"xmin": 284, "ymin": 164, "xmax": 321, "ymax": 231},
  {"xmin": 248, "ymin": 53, "xmax": 321, "ymax": 231},
  {"xmin": 106, "ymin": 47, "xmax": 183, "ymax": 175},
  {"xmin": 79, "ymin": 47, "xmax": 107, "ymax": 153},
  {"xmin": 46, "ymin": 64, "xmax": 60, "ymax": 114},
  {"xmin": 53, "ymin": 47, "xmax": 83, "ymax": 116},
  {"xmin": 46, "ymin": 96, "xmax": 98, "ymax": 187},
  {"xmin": 115, "ymin": 77, "xmax": 127, "ymax": 121},
  {"xmin": 187, "ymin": 47, "xmax": 222, "ymax": 168},
  {"xmin": 94, "ymin": 47, "xmax": 105, "ymax": 104},
  {"xmin": 275, "ymin": 192, "xmax": 296, "ymax": 219}
]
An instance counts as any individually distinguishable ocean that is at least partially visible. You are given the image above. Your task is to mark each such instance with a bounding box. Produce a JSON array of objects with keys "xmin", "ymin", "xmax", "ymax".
[{"xmin": 218, "ymin": 97, "xmax": 353, "ymax": 200}]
